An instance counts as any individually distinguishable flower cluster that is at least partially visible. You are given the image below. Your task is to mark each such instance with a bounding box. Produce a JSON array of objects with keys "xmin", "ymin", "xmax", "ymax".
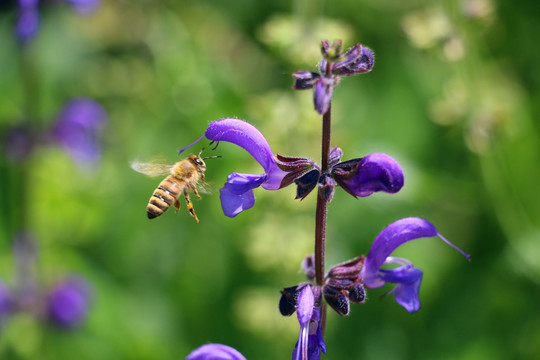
[
  {"xmin": 179, "ymin": 40, "xmax": 470, "ymax": 360},
  {"xmin": 186, "ymin": 218, "xmax": 469, "ymax": 360},
  {"xmin": 2, "ymin": 97, "xmax": 107, "ymax": 167},
  {"xmin": 50, "ymin": 97, "xmax": 108, "ymax": 166},
  {"xmin": 292, "ymin": 40, "xmax": 375, "ymax": 114},
  {"xmin": 16, "ymin": 0, "xmax": 102, "ymax": 43},
  {"xmin": 0, "ymin": 232, "xmax": 93, "ymax": 330},
  {"xmin": 179, "ymin": 119, "xmax": 403, "ymax": 217}
]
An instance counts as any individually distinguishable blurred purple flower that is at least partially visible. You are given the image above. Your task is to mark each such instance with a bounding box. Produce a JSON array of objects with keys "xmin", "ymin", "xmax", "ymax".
[
  {"xmin": 63, "ymin": 0, "xmax": 102, "ymax": 14},
  {"xmin": 179, "ymin": 118, "xmax": 286, "ymax": 217},
  {"xmin": 15, "ymin": 0, "xmax": 101, "ymax": 43},
  {"xmin": 46, "ymin": 277, "xmax": 92, "ymax": 328},
  {"xmin": 360, "ymin": 217, "xmax": 470, "ymax": 313},
  {"xmin": 0, "ymin": 282, "xmax": 13, "ymax": 326},
  {"xmin": 186, "ymin": 344, "xmax": 247, "ymax": 360},
  {"xmin": 50, "ymin": 97, "xmax": 107, "ymax": 166},
  {"xmin": 1, "ymin": 123, "xmax": 38, "ymax": 163},
  {"xmin": 15, "ymin": 0, "xmax": 39, "ymax": 43},
  {"xmin": 293, "ymin": 41, "xmax": 375, "ymax": 114}
]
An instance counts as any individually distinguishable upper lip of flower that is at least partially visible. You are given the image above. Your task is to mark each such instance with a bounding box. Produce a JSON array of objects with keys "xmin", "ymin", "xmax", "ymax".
[
  {"xmin": 204, "ymin": 118, "xmax": 286, "ymax": 190},
  {"xmin": 184, "ymin": 118, "xmax": 286, "ymax": 217},
  {"xmin": 186, "ymin": 343, "xmax": 247, "ymax": 360}
]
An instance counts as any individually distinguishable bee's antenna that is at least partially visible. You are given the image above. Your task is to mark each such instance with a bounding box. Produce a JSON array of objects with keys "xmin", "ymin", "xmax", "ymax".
[
  {"xmin": 202, "ymin": 155, "xmax": 221, "ymax": 160},
  {"xmin": 198, "ymin": 147, "xmax": 205, "ymax": 157}
]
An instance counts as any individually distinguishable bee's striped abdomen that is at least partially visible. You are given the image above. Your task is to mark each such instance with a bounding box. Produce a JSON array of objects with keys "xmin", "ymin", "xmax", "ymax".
[{"xmin": 147, "ymin": 176, "xmax": 183, "ymax": 219}]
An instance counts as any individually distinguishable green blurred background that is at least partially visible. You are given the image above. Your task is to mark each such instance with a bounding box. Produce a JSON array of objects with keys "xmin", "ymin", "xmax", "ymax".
[{"xmin": 1, "ymin": 0, "xmax": 540, "ymax": 359}]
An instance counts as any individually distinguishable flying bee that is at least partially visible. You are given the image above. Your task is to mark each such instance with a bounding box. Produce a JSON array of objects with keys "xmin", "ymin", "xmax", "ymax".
[{"xmin": 131, "ymin": 150, "xmax": 219, "ymax": 222}]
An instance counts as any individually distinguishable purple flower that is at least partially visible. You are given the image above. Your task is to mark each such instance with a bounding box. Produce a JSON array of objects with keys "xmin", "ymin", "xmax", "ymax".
[
  {"xmin": 360, "ymin": 217, "xmax": 470, "ymax": 313},
  {"xmin": 293, "ymin": 41, "xmax": 375, "ymax": 114},
  {"xmin": 276, "ymin": 148, "xmax": 404, "ymax": 202},
  {"xmin": 186, "ymin": 344, "xmax": 247, "ymax": 360},
  {"xmin": 1, "ymin": 123, "xmax": 38, "ymax": 163},
  {"xmin": 196, "ymin": 118, "xmax": 286, "ymax": 217},
  {"xmin": 331, "ymin": 152, "xmax": 404, "ymax": 198},
  {"xmin": 15, "ymin": 0, "xmax": 101, "ymax": 43},
  {"xmin": 15, "ymin": 0, "xmax": 40, "ymax": 43},
  {"xmin": 46, "ymin": 277, "xmax": 92, "ymax": 328},
  {"xmin": 0, "ymin": 282, "xmax": 13, "ymax": 326},
  {"xmin": 50, "ymin": 97, "xmax": 107, "ymax": 166},
  {"xmin": 64, "ymin": 0, "xmax": 102, "ymax": 14},
  {"xmin": 291, "ymin": 286, "xmax": 326, "ymax": 360}
]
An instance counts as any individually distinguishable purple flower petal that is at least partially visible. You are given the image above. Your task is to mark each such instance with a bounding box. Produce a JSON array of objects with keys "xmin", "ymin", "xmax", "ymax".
[
  {"xmin": 64, "ymin": 0, "xmax": 101, "ymax": 14},
  {"xmin": 205, "ymin": 119, "xmax": 286, "ymax": 190},
  {"xmin": 360, "ymin": 218, "xmax": 470, "ymax": 312},
  {"xmin": 334, "ymin": 153, "xmax": 404, "ymax": 198},
  {"xmin": 219, "ymin": 173, "xmax": 265, "ymax": 217},
  {"xmin": 379, "ymin": 262, "xmax": 423, "ymax": 313},
  {"xmin": 313, "ymin": 80, "xmax": 333, "ymax": 115},
  {"xmin": 15, "ymin": 6, "xmax": 39, "ymax": 43},
  {"xmin": 47, "ymin": 276, "xmax": 92, "ymax": 329},
  {"xmin": 51, "ymin": 97, "xmax": 107, "ymax": 165},
  {"xmin": 187, "ymin": 344, "xmax": 247, "ymax": 360},
  {"xmin": 292, "ymin": 302, "xmax": 326, "ymax": 360},
  {"xmin": 296, "ymin": 285, "xmax": 314, "ymax": 327},
  {"xmin": 361, "ymin": 218, "xmax": 438, "ymax": 288},
  {"xmin": 0, "ymin": 282, "xmax": 13, "ymax": 323}
]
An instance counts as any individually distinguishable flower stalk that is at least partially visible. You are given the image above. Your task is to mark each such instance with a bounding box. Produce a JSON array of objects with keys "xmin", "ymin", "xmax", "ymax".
[{"xmin": 315, "ymin": 102, "xmax": 332, "ymax": 334}]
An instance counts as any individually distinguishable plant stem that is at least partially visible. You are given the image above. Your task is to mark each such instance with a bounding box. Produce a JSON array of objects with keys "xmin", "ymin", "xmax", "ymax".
[{"xmin": 315, "ymin": 103, "xmax": 331, "ymax": 334}]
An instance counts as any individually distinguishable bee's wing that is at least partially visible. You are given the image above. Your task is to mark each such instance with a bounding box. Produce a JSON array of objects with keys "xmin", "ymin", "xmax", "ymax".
[
  {"xmin": 197, "ymin": 180, "xmax": 213, "ymax": 195},
  {"xmin": 130, "ymin": 161, "xmax": 172, "ymax": 177}
]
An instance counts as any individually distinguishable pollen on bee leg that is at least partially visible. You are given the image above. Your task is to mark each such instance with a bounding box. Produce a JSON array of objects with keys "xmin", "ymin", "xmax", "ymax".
[{"xmin": 174, "ymin": 199, "xmax": 181, "ymax": 213}]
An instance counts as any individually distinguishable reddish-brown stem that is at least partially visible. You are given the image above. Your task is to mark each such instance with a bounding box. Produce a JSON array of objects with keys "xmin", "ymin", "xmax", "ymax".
[{"xmin": 315, "ymin": 102, "xmax": 332, "ymax": 333}]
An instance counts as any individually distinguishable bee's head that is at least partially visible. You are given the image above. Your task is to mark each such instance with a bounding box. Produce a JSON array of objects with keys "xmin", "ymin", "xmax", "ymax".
[{"xmin": 189, "ymin": 154, "xmax": 207, "ymax": 171}]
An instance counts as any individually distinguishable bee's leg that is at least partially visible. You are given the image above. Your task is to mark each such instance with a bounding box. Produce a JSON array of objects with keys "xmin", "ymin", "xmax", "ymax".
[
  {"xmin": 184, "ymin": 190, "xmax": 199, "ymax": 223},
  {"xmin": 192, "ymin": 185, "xmax": 202, "ymax": 200},
  {"xmin": 173, "ymin": 198, "xmax": 181, "ymax": 213}
]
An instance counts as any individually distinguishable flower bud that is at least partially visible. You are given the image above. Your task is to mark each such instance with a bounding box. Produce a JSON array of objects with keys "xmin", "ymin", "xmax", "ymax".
[
  {"xmin": 348, "ymin": 283, "xmax": 366, "ymax": 304},
  {"xmin": 279, "ymin": 284, "xmax": 306, "ymax": 316},
  {"xmin": 292, "ymin": 71, "xmax": 321, "ymax": 90},
  {"xmin": 301, "ymin": 255, "xmax": 316, "ymax": 282},
  {"xmin": 318, "ymin": 173, "xmax": 336, "ymax": 202},
  {"xmin": 323, "ymin": 285, "xmax": 350, "ymax": 316},
  {"xmin": 294, "ymin": 169, "xmax": 321, "ymax": 200}
]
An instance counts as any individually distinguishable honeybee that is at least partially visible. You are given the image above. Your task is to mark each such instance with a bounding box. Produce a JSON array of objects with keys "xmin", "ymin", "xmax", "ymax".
[{"xmin": 131, "ymin": 151, "xmax": 219, "ymax": 222}]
